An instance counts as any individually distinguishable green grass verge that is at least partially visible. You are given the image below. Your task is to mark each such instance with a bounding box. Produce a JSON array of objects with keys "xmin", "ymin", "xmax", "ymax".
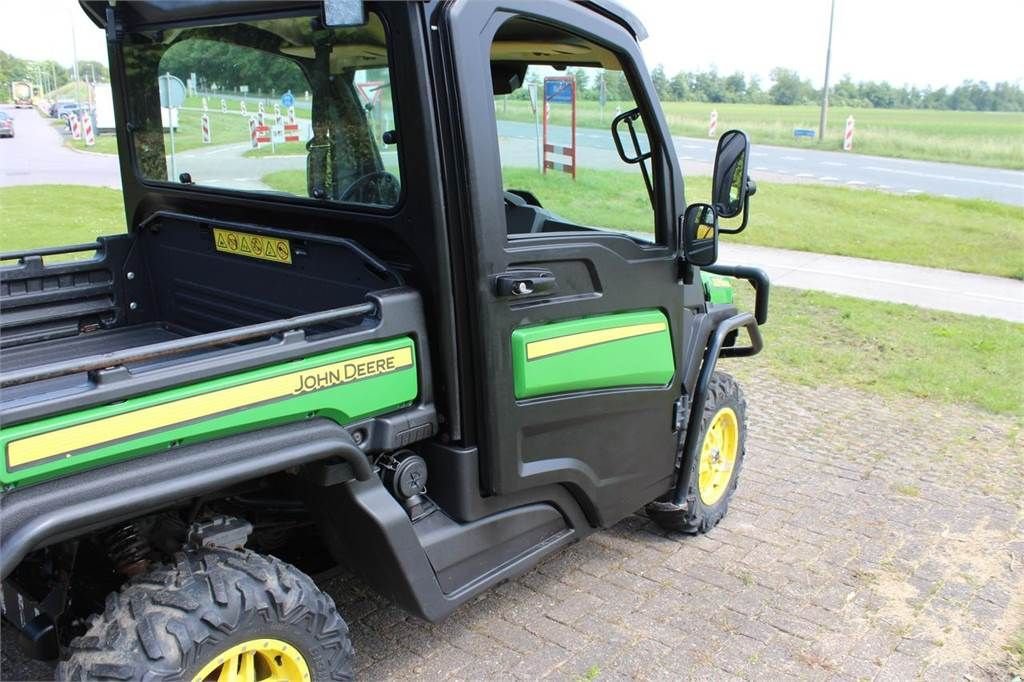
[
  {"xmin": 724, "ymin": 285, "xmax": 1024, "ymax": 416},
  {"xmin": 63, "ymin": 133, "xmax": 119, "ymax": 155},
  {"xmin": 497, "ymin": 100, "xmax": 1024, "ymax": 169},
  {"xmin": 498, "ymin": 168, "xmax": 1024, "ymax": 279},
  {"xmin": 0, "ymin": 186, "xmax": 125, "ymax": 253},
  {"xmin": 262, "ymin": 166, "xmax": 1024, "ymax": 278}
]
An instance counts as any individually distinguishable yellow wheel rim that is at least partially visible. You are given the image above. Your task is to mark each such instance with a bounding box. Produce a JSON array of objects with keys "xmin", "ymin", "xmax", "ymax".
[
  {"xmin": 697, "ymin": 407, "xmax": 739, "ymax": 506},
  {"xmin": 193, "ymin": 638, "xmax": 311, "ymax": 682}
]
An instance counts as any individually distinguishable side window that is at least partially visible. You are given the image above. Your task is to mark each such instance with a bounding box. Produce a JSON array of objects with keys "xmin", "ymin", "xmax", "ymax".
[
  {"xmin": 128, "ymin": 14, "xmax": 401, "ymax": 207},
  {"xmin": 491, "ymin": 19, "xmax": 656, "ymax": 239}
]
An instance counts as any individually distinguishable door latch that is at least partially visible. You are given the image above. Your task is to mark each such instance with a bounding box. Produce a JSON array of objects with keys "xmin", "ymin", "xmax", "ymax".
[{"xmin": 494, "ymin": 270, "xmax": 557, "ymax": 297}]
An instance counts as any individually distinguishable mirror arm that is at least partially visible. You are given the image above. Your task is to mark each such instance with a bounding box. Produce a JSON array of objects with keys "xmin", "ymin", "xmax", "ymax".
[{"xmin": 718, "ymin": 192, "xmax": 750, "ymax": 235}]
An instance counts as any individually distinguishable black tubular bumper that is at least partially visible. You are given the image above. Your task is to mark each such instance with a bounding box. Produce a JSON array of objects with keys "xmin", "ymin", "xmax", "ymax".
[
  {"xmin": 672, "ymin": 265, "xmax": 769, "ymax": 506},
  {"xmin": 0, "ymin": 420, "xmax": 371, "ymax": 579}
]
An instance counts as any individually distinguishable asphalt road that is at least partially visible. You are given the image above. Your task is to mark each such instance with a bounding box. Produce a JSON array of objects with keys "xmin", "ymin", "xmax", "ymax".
[
  {"xmin": 499, "ymin": 120, "xmax": 1024, "ymax": 206},
  {"xmin": 0, "ymin": 105, "xmax": 120, "ymax": 189}
]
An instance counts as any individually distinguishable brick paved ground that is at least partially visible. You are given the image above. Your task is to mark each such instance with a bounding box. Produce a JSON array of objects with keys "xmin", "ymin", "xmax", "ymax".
[{"xmin": 3, "ymin": 374, "xmax": 1022, "ymax": 680}]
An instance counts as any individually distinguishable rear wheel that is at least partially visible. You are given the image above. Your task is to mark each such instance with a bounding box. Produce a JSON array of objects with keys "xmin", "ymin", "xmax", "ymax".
[
  {"xmin": 58, "ymin": 548, "xmax": 354, "ymax": 681},
  {"xmin": 647, "ymin": 372, "xmax": 746, "ymax": 534}
]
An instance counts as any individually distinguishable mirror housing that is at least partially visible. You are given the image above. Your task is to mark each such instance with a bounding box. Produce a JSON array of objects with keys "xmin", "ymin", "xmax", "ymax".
[
  {"xmin": 681, "ymin": 202, "xmax": 719, "ymax": 267},
  {"xmin": 711, "ymin": 130, "xmax": 754, "ymax": 234}
]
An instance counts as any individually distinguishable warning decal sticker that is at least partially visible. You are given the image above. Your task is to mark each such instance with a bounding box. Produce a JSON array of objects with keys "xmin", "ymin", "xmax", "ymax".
[{"xmin": 213, "ymin": 228, "xmax": 292, "ymax": 265}]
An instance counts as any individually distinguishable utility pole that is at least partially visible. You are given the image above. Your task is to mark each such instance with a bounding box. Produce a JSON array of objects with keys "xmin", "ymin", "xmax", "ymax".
[
  {"xmin": 70, "ymin": 10, "xmax": 81, "ymax": 107},
  {"xmin": 818, "ymin": 0, "xmax": 836, "ymax": 142}
]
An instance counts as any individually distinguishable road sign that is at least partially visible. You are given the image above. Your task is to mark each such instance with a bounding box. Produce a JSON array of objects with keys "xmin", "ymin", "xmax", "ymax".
[
  {"xmin": 281, "ymin": 91, "xmax": 295, "ymax": 108},
  {"xmin": 544, "ymin": 79, "xmax": 573, "ymax": 104},
  {"xmin": 793, "ymin": 128, "xmax": 816, "ymax": 139},
  {"xmin": 157, "ymin": 74, "xmax": 186, "ymax": 109}
]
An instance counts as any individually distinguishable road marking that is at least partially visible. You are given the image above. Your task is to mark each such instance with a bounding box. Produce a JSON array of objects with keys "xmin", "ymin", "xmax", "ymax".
[
  {"xmin": 775, "ymin": 169, "xmax": 789, "ymax": 174},
  {"xmin": 863, "ymin": 165, "xmax": 1023, "ymax": 189},
  {"xmin": 795, "ymin": 173, "xmax": 815, "ymax": 178},
  {"xmin": 681, "ymin": 155, "xmax": 694, "ymax": 160},
  {"xmin": 755, "ymin": 166, "xmax": 769, "ymax": 171},
  {"xmin": 781, "ymin": 155, "xmax": 803, "ymax": 161},
  {"xmin": 846, "ymin": 180, "xmax": 866, "ymax": 186},
  {"xmin": 820, "ymin": 176, "xmax": 839, "ymax": 182},
  {"xmin": 905, "ymin": 189, "xmax": 922, "ymax": 194},
  {"xmin": 820, "ymin": 161, "xmax": 845, "ymax": 167}
]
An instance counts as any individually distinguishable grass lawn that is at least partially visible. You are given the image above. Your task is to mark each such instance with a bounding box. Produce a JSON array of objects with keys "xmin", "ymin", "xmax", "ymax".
[
  {"xmin": 497, "ymin": 100, "xmax": 1024, "ymax": 169},
  {"xmin": 499, "ymin": 168, "xmax": 1024, "ymax": 279},
  {"xmin": 0, "ymin": 185, "xmax": 125, "ymax": 254},
  {"xmin": 724, "ymin": 285, "xmax": 1024, "ymax": 416},
  {"xmin": 64, "ymin": 132, "xmax": 119, "ymax": 155}
]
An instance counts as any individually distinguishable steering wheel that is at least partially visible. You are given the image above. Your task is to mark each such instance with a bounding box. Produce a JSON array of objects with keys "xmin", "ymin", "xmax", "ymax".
[{"xmin": 339, "ymin": 171, "xmax": 400, "ymax": 205}]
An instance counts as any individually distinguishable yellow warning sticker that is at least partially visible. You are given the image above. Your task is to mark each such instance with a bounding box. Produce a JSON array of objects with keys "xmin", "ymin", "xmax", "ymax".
[{"xmin": 213, "ymin": 228, "xmax": 292, "ymax": 265}]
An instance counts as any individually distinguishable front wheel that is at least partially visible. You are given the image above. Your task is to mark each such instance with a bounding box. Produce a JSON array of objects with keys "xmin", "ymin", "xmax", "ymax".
[
  {"xmin": 647, "ymin": 371, "xmax": 747, "ymax": 534},
  {"xmin": 59, "ymin": 548, "xmax": 354, "ymax": 681}
]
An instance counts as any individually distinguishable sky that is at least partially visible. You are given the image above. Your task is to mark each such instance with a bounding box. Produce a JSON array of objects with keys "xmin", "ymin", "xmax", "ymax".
[{"xmin": 1, "ymin": 0, "xmax": 1022, "ymax": 90}]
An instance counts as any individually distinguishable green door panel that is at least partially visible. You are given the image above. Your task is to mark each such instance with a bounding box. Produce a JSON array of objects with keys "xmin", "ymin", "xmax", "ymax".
[
  {"xmin": 0, "ymin": 337, "xmax": 418, "ymax": 488},
  {"xmin": 511, "ymin": 310, "xmax": 674, "ymax": 399},
  {"xmin": 700, "ymin": 271, "xmax": 735, "ymax": 304}
]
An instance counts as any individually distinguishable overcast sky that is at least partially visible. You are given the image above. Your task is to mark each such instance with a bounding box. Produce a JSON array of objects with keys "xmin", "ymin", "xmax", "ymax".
[{"xmin": 2, "ymin": 0, "xmax": 1022, "ymax": 89}]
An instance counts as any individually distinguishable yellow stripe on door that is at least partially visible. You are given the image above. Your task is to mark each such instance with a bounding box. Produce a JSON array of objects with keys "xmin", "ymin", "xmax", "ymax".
[
  {"xmin": 6, "ymin": 347, "xmax": 413, "ymax": 470},
  {"xmin": 525, "ymin": 322, "xmax": 667, "ymax": 361}
]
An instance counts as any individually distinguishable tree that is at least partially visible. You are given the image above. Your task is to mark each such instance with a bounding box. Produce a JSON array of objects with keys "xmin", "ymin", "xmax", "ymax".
[
  {"xmin": 650, "ymin": 64, "xmax": 669, "ymax": 101},
  {"xmin": 768, "ymin": 67, "xmax": 813, "ymax": 105}
]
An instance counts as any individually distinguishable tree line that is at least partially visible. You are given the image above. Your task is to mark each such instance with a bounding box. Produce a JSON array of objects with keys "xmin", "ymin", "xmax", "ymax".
[
  {"xmin": 0, "ymin": 50, "xmax": 109, "ymax": 100},
  {"xmin": 4, "ymin": 46, "xmax": 1022, "ymax": 112},
  {"xmin": 532, "ymin": 65, "xmax": 1024, "ymax": 112}
]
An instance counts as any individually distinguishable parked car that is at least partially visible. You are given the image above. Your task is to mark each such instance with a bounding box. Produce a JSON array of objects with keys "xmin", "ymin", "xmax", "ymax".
[
  {"xmin": 50, "ymin": 101, "xmax": 80, "ymax": 119},
  {"xmin": 0, "ymin": 111, "xmax": 13, "ymax": 138}
]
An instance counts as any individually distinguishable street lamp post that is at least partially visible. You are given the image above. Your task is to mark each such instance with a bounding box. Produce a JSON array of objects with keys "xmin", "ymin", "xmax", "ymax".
[{"xmin": 818, "ymin": 0, "xmax": 836, "ymax": 142}]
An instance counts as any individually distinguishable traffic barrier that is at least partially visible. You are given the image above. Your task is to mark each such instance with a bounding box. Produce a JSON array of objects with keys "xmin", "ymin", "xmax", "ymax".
[
  {"xmin": 255, "ymin": 125, "xmax": 271, "ymax": 145},
  {"xmin": 82, "ymin": 112, "xmax": 95, "ymax": 146},
  {"xmin": 240, "ymin": 100, "xmax": 247, "ymax": 115},
  {"xmin": 273, "ymin": 103, "xmax": 281, "ymax": 117},
  {"xmin": 708, "ymin": 109, "xmax": 718, "ymax": 137},
  {"xmin": 221, "ymin": 98, "xmax": 227, "ymax": 114},
  {"xmin": 70, "ymin": 113, "xmax": 81, "ymax": 140},
  {"xmin": 843, "ymin": 115, "xmax": 855, "ymax": 151},
  {"xmin": 201, "ymin": 113, "xmax": 211, "ymax": 144},
  {"xmin": 257, "ymin": 111, "xmax": 264, "ymax": 126},
  {"xmin": 287, "ymin": 106, "xmax": 296, "ymax": 124},
  {"xmin": 258, "ymin": 101, "xmax": 265, "ymax": 115},
  {"xmin": 284, "ymin": 122, "xmax": 300, "ymax": 142},
  {"xmin": 249, "ymin": 116, "xmax": 257, "ymax": 148}
]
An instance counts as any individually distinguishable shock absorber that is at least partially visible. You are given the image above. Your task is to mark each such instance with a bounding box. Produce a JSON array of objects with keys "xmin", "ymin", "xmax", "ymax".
[{"xmin": 105, "ymin": 523, "xmax": 151, "ymax": 576}]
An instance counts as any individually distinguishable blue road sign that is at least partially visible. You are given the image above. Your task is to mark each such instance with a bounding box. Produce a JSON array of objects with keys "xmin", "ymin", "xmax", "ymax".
[
  {"xmin": 544, "ymin": 80, "xmax": 572, "ymax": 103},
  {"xmin": 281, "ymin": 91, "xmax": 295, "ymax": 108},
  {"xmin": 793, "ymin": 127, "xmax": 816, "ymax": 139}
]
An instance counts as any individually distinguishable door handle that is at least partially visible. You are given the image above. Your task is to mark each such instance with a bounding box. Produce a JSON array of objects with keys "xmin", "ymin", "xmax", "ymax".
[{"xmin": 494, "ymin": 270, "xmax": 557, "ymax": 297}]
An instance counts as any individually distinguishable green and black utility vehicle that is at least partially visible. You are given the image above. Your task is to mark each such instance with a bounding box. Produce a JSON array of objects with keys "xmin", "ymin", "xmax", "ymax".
[{"xmin": 0, "ymin": 0, "xmax": 769, "ymax": 678}]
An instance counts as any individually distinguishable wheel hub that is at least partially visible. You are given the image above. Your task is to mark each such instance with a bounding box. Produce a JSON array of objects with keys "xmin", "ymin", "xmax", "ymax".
[
  {"xmin": 697, "ymin": 407, "xmax": 739, "ymax": 506},
  {"xmin": 193, "ymin": 638, "xmax": 311, "ymax": 682}
]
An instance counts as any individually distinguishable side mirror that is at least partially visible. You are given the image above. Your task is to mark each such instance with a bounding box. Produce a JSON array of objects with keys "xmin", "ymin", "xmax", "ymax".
[
  {"xmin": 681, "ymin": 202, "xmax": 718, "ymax": 267},
  {"xmin": 711, "ymin": 129, "xmax": 755, "ymax": 234}
]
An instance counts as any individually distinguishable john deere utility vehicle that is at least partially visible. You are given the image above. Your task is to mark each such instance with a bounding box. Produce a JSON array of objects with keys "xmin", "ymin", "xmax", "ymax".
[{"xmin": 0, "ymin": 0, "xmax": 768, "ymax": 678}]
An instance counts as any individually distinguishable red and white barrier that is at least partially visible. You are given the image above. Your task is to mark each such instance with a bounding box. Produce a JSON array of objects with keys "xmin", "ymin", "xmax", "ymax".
[
  {"xmin": 240, "ymin": 100, "xmax": 247, "ymax": 115},
  {"xmin": 201, "ymin": 113, "xmax": 211, "ymax": 144},
  {"xmin": 708, "ymin": 109, "xmax": 718, "ymax": 137},
  {"xmin": 82, "ymin": 112, "xmax": 95, "ymax": 146},
  {"xmin": 69, "ymin": 113, "xmax": 81, "ymax": 140},
  {"xmin": 257, "ymin": 101, "xmax": 265, "ymax": 115},
  {"xmin": 221, "ymin": 98, "xmax": 227, "ymax": 114},
  {"xmin": 249, "ymin": 116, "xmax": 257, "ymax": 148},
  {"xmin": 255, "ymin": 125, "xmax": 271, "ymax": 145},
  {"xmin": 843, "ymin": 115, "xmax": 855, "ymax": 151},
  {"xmin": 287, "ymin": 106, "xmax": 296, "ymax": 124},
  {"xmin": 284, "ymin": 122, "xmax": 300, "ymax": 142}
]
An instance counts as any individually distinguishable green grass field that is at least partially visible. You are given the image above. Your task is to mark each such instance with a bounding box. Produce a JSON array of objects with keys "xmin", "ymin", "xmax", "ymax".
[
  {"xmin": 497, "ymin": 99, "xmax": 1024, "ymax": 169},
  {"xmin": 3, "ymin": 184, "xmax": 1019, "ymax": 415},
  {"xmin": 63, "ymin": 132, "xmax": 119, "ymax": 155},
  {"xmin": 724, "ymin": 286, "xmax": 1024, "ymax": 416},
  {"xmin": 496, "ymin": 168, "xmax": 1024, "ymax": 279}
]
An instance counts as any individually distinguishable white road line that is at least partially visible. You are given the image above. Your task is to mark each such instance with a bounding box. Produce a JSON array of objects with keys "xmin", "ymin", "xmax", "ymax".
[
  {"xmin": 755, "ymin": 166, "xmax": 769, "ymax": 171},
  {"xmin": 906, "ymin": 189, "xmax": 922, "ymax": 194},
  {"xmin": 820, "ymin": 161, "xmax": 845, "ymax": 167},
  {"xmin": 781, "ymin": 155, "xmax": 803, "ymax": 161},
  {"xmin": 846, "ymin": 180, "xmax": 866, "ymax": 186},
  {"xmin": 795, "ymin": 173, "xmax": 815, "ymax": 178},
  {"xmin": 820, "ymin": 176, "xmax": 839, "ymax": 182},
  {"xmin": 774, "ymin": 169, "xmax": 789, "ymax": 174},
  {"xmin": 682, "ymin": 155, "xmax": 694, "ymax": 160},
  {"xmin": 863, "ymin": 165, "xmax": 1023, "ymax": 189}
]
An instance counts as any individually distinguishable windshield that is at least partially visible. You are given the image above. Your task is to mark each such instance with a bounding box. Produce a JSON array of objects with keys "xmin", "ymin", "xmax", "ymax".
[{"xmin": 121, "ymin": 12, "xmax": 400, "ymax": 207}]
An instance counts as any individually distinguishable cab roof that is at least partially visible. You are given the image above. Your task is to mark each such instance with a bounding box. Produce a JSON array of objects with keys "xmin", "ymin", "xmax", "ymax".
[{"xmin": 80, "ymin": 0, "xmax": 647, "ymax": 41}]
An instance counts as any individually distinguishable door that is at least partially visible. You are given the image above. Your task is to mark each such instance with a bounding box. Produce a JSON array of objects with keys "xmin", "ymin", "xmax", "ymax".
[{"xmin": 439, "ymin": 0, "xmax": 690, "ymax": 525}]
